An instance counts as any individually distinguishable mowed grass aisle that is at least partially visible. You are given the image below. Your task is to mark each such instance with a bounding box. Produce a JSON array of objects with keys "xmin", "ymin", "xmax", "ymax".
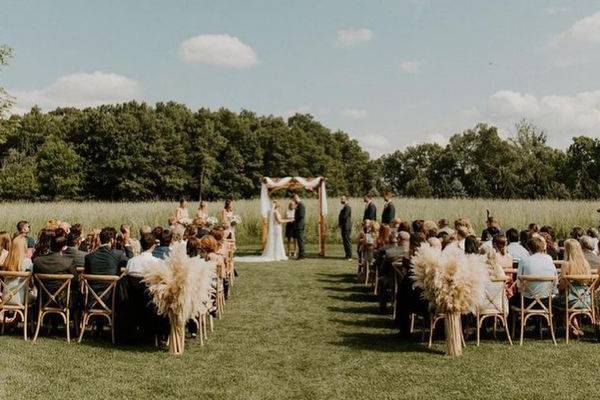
[{"xmin": 1, "ymin": 253, "xmax": 600, "ymax": 399}]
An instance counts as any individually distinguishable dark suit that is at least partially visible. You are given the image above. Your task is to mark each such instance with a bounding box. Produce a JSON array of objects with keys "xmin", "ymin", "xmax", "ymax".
[
  {"xmin": 32, "ymin": 252, "xmax": 78, "ymax": 305},
  {"xmin": 363, "ymin": 202, "xmax": 377, "ymax": 222},
  {"xmin": 381, "ymin": 201, "xmax": 395, "ymax": 225},
  {"xmin": 294, "ymin": 202, "xmax": 306, "ymax": 258},
  {"xmin": 374, "ymin": 245, "xmax": 406, "ymax": 309},
  {"xmin": 85, "ymin": 245, "xmax": 128, "ymax": 293},
  {"xmin": 338, "ymin": 203, "xmax": 352, "ymax": 259},
  {"xmin": 63, "ymin": 246, "xmax": 87, "ymax": 268}
]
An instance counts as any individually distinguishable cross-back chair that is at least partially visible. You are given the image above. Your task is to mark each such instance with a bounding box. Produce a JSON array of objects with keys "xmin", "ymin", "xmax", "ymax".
[
  {"xmin": 511, "ymin": 275, "xmax": 558, "ymax": 345},
  {"xmin": 0, "ymin": 271, "xmax": 32, "ymax": 340},
  {"xmin": 77, "ymin": 274, "xmax": 120, "ymax": 344},
  {"xmin": 225, "ymin": 238, "xmax": 236, "ymax": 289},
  {"xmin": 476, "ymin": 277, "xmax": 512, "ymax": 346},
  {"xmin": 33, "ymin": 273, "xmax": 74, "ymax": 342},
  {"xmin": 559, "ymin": 274, "xmax": 598, "ymax": 344}
]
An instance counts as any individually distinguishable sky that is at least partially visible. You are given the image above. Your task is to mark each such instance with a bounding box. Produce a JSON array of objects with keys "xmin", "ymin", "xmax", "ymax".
[{"xmin": 2, "ymin": 0, "xmax": 600, "ymax": 156}]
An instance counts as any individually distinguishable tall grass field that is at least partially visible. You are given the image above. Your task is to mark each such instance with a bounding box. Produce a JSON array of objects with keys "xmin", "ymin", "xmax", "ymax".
[{"xmin": 1, "ymin": 197, "xmax": 598, "ymax": 245}]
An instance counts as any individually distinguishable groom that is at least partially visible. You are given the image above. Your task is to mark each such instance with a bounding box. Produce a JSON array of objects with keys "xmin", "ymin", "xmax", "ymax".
[{"xmin": 292, "ymin": 194, "xmax": 306, "ymax": 260}]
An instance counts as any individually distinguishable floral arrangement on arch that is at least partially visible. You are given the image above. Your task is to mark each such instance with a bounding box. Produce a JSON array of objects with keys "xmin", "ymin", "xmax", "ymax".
[{"xmin": 411, "ymin": 245, "xmax": 489, "ymax": 356}]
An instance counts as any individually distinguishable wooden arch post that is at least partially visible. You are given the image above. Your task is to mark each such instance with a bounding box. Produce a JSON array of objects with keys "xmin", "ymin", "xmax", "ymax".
[{"xmin": 317, "ymin": 179, "xmax": 326, "ymax": 257}]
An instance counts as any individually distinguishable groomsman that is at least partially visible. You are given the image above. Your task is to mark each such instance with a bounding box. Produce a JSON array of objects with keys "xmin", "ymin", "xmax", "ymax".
[
  {"xmin": 363, "ymin": 194, "xmax": 377, "ymax": 221},
  {"xmin": 381, "ymin": 191, "xmax": 395, "ymax": 225},
  {"xmin": 338, "ymin": 196, "xmax": 352, "ymax": 260}
]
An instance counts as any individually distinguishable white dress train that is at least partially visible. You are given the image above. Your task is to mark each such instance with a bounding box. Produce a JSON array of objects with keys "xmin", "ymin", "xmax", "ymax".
[{"xmin": 236, "ymin": 209, "xmax": 288, "ymax": 263}]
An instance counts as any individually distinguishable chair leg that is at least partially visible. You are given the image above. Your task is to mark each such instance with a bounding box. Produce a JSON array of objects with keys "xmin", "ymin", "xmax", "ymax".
[
  {"xmin": 23, "ymin": 307, "xmax": 28, "ymax": 341},
  {"xmin": 519, "ymin": 312, "xmax": 525, "ymax": 346},
  {"xmin": 476, "ymin": 315, "xmax": 481, "ymax": 346},
  {"xmin": 549, "ymin": 312, "xmax": 557, "ymax": 345},
  {"xmin": 78, "ymin": 314, "xmax": 88, "ymax": 343},
  {"xmin": 410, "ymin": 314, "xmax": 415, "ymax": 333},
  {"xmin": 66, "ymin": 311, "xmax": 70, "ymax": 343},
  {"xmin": 33, "ymin": 310, "xmax": 44, "ymax": 342},
  {"xmin": 502, "ymin": 316, "xmax": 513, "ymax": 345},
  {"xmin": 209, "ymin": 314, "xmax": 214, "ymax": 332}
]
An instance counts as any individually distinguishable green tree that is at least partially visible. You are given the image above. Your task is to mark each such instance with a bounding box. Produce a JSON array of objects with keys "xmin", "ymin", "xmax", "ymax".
[
  {"xmin": 36, "ymin": 135, "xmax": 84, "ymax": 199},
  {"xmin": 0, "ymin": 44, "xmax": 13, "ymax": 117},
  {"xmin": 0, "ymin": 149, "xmax": 39, "ymax": 199}
]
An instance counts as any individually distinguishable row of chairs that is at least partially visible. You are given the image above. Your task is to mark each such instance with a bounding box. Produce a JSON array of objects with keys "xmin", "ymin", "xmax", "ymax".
[{"xmin": 0, "ymin": 238, "xmax": 237, "ymax": 344}]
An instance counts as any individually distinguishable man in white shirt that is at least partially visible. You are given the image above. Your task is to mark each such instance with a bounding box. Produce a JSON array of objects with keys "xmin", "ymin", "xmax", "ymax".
[
  {"xmin": 516, "ymin": 235, "xmax": 557, "ymax": 300},
  {"xmin": 126, "ymin": 233, "xmax": 161, "ymax": 277},
  {"xmin": 506, "ymin": 228, "xmax": 529, "ymax": 264}
]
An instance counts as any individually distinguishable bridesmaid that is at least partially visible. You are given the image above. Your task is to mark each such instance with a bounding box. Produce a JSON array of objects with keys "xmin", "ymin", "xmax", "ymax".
[
  {"xmin": 196, "ymin": 200, "xmax": 209, "ymax": 221},
  {"xmin": 220, "ymin": 199, "xmax": 236, "ymax": 241},
  {"xmin": 174, "ymin": 199, "xmax": 190, "ymax": 225}
]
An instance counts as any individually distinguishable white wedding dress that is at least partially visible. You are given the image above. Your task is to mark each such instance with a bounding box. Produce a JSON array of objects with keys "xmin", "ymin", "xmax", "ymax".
[{"xmin": 236, "ymin": 209, "xmax": 288, "ymax": 263}]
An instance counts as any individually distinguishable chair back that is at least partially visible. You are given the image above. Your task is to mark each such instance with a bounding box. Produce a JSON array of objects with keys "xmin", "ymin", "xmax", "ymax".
[
  {"xmin": 563, "ymin": 274, "xmax": 597, "ymax": 312},
  {"xmin": 518, "ymin": 275, "xmax": 557, "ymax": 311},
  {"xmin": 80, "ymin": 274, "xmax": 120, "ymax": 314},
  {"xmin": 34, "ymin": 273, "xmax": 74, "ymax": 311},
  {"xmin": 479, "ymin": 277, "xmax": 508, "ymax": 315},
  {"xmin": 0, "ymin": 271, "xmax": 32, "ymax": 308}
]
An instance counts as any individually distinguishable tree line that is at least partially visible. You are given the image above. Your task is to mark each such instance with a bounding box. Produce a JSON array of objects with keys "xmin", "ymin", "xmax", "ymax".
[{"xmin": 0, "ymin": 104, "xmax": 599, "ymax": 201}]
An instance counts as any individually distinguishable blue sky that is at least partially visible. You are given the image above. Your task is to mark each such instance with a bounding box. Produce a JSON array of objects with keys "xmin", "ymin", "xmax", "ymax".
[{"xmin": 2, "ymin": 0, "xmax": 600, "ymax": 155}]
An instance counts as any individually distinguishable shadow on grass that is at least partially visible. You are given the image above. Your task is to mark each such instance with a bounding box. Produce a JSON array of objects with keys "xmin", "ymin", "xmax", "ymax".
[
  {"xmin": 328, "ymin": 305, "xmax": 380, "ymax": 315},
  {"xmin": 331, "ymin": 331, "xmax": 443, "ymax": 354},
  {"xmin": 328, "ymin": 293, "xmax": 375, "ymax": 303},
  {"xmin": 330, "ymin": 317, "xmax": 395, "ymax": 330},
  {"xmin": 322, "ymin": 285, "xmax": 372, "ymax": 293},
  {"xmin": 316, "ymin": 273, "xmax": 357, "ymax": 284}
]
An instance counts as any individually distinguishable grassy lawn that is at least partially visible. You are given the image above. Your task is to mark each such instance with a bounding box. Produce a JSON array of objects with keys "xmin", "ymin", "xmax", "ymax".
[{"xmin": 1, "ymin": 248, "xmax": 599, "ymax": 399}]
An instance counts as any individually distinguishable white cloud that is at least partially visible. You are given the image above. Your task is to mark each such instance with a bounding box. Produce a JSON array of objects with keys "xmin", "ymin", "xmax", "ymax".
[
  {"xmin": 280, "ymin": 105, "xmax": 312, "ymax": 119},
  {"xmin": 549, "ymin": 12, "xmax": 600, "ymax": 47},
  {"xmin": 356, "ymin": 133, "xmax": 391, "ymax": 157},
  {"xmin": 399, "ymin": 60, "xmax": 421, "ymax": 74},
  {"xmin": 11, "ymin": 71, "xmax": 142, "ymax": 114},
  {"xmin": 336, "ymin": 28, "xmax": 373, "ymax": 47},
  {"xmin": 340, "ymin": 108, "xmax": 367, "ymax": 119},
  {"xmin": 488, "ymin": 89, "xmax": 600, "ymax": 146},
  {"xmin": 180, "ymin": 34, "xmax": 258, "ymax": 68}
]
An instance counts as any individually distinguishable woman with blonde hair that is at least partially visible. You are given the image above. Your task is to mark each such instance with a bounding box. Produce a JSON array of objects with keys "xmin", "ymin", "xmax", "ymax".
[
  {"xmin": 557, "ymin": 238, "xmax": 592, "ymax": 336},
  {"xmin": 0, "ymin": 231, "xmax": 11, "ymax": 266},
  {"xmin": 2, "ymin": 236, "xmax": 33, "ymax": 306},
  {"xmin": 196, "ymin": 200, "xmax": 209, "ymax": 220}
]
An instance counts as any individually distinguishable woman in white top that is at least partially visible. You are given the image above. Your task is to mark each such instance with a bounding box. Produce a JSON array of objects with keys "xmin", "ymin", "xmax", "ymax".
[
  {"xmin": 0, "ymin": 231, "xmax": 10, "ymax": 266},
  {"xmin": 2, "ymin": 236, "xmax": 33, "ymax": 305},
  {"xmin": 196, "ymin": 200, "xmax": 209, "ymax": 221}
]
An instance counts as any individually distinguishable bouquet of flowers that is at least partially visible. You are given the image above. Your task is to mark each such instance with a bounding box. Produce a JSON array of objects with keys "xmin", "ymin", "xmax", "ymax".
[
  {"xmin": 230, "ymin": 214, "xmax": 242, "ymax": 226},
  {"xmin": 206, "ymin": 216, "xmax": 218, "ymax": 227},
  {"xmin": 179, "ymin": 217, "xmax": 193, "ymax": 226}
]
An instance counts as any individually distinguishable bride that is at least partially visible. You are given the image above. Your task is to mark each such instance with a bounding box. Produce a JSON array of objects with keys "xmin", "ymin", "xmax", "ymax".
[{"xmin": 236, "ymin": 200, "xmax": 293, "ymax": 262}]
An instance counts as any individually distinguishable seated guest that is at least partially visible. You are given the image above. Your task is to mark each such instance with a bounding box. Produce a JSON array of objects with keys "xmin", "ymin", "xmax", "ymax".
[
  {"xmin": 398, "ymin": 221, "xmax": 411, "ymax": 234},
  {"xmin": 519, "ymin": 230, "xmax": 530, "ymax": 251},
  {"xmin": 422, "ymin": 220, "xmax": 438, "ymax": 239},
  {"xmin": 506, "ymin": 228, "xmax": 529, "ymax": 264},
  {"xmin": 126, "ymin": 233, "xmax": 160, "ymax": 277},
  {"xmin": 186, "ymin": 236, "xmax": 201, "ymax": 258},
  {"xmin": 446, "ymin": 226, "xmax": 469, "ymax": 252},
  {"xmin": 587, "ymin": 228, "xmax": 599, "ymax": 254},
  {"xmin": 411, "ymin": 219, "xmax": 425, "ymax": 234},
  {"xmin": 2, "ymin": 236, "xmax": 33, "ymax": 305},
  {"xmin": 121, "ymin": 224, "xmax": 140, "ymax": 256},
  {"xmin": 32, "ymin": 233, "xmax": 77, "ymax": 293},
  {"xmin": 63, "ymin": 227, "xmax": 87, "ymax": 268},
  {"xmin": 464, "ymin": 235, "xmax": 479, "ymax": 255},
  {"xmin": 152, "ymin": 229, "xmax": 173, "ymax": 260},
  {"xmin": 454, "ymin": 218, "xmax": 474, "ymax": 236},
  {"xmin": 478, "ymin": 246, "xmax": 508, "ymax": 315},
  {"xmin": 16, "ymin": 221, "xmax": 35, "ymax": 258},
  {"xmin": 32, "ymin": 229, "xmax": 55, "ymax": 259},
  {"xmin": 540, "ymin": 232, "xmax": 558, "ymax": 260},
  {"xmin": 375, "ymin": 224, "xmax": 392, "ymax": 250},
  {"xmin": 390, "ymin": 218, "xmax": 402, "ymax": 232},
  {"xmin": 375, "ymin": 232, "xmax": 408, "ymax": 312},
  {"xmin": 579, "ymin": 235, "xmax": 600, "ymax": 270},
  {"xmin": 493, "ymin": 235, "xmax": 513, "ymax": 270},
  {"xmin": 151, "ymin": 226, "xmax": 163, "ymax": 246},
  {"xmin": 427, "ymin": 237, "xmax": 442, "ymax": 249},
  {"xmin": 570, "ymin": 226, "xmax": 585, "ymax": 240},
  {"xmin": 556, "ymin": 239, "xmax": 591, "ymax": 337},
  {"xmin": 200, "ymin": 235, "xmax": 227, "ymax": 307},
  {"xmin": 528, "ymin": 223, "xmax": 539, "ymax": 234},
  {"xmin": 0, "ymin": 231, "xmax": 10, "ymax": 266},
  {"xmin": 516, "ymin": 235, "xmax": 557, "ymax": 301},
  {"xmin": 84, "ymin": 228, "xmax": 125, "ymax": 278},
  {"xmin": 437, "ymin": 219, "xmax": 455, "ymax": 236},
  {"xmin": 481, "ymin": 216, "xmax": 503, "ymax": 241}
]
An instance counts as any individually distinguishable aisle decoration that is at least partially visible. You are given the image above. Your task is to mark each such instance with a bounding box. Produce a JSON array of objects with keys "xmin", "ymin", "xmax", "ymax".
[
  {"xmin": 412, "ymin": 246, "xmax": 489, "ymax": 356},
  {"xmin": 142, "ymin": 243, "xmax": 215, "ymax": 355}
]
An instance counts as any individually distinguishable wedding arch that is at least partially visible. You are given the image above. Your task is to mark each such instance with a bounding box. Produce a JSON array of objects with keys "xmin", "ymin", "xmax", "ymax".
[{"xmin": 260, "ymin": 177, "xmax": 328, "ymax": 256}]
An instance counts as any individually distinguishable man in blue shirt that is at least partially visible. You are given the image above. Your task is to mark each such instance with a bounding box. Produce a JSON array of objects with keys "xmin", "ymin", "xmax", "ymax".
[{"xmin": 517, "ymin": 235, "xmax": 557, "ymax": 301}]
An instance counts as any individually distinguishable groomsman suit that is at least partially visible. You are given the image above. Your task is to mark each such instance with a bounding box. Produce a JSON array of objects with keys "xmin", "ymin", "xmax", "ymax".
[
  {"xmin": 338, "ymin": 202, "xmax": 352, "ymax": 259},
  {"xmin": 381, "ymin": 200, "xmax": 395, "ymax": 225},
  {"xmin": 294, "ymin": 201, "xmax": 306, "ymax": 259},
  {"xmin": 363, "ymin": 201, "xmax": 377, "ymax": 222}
]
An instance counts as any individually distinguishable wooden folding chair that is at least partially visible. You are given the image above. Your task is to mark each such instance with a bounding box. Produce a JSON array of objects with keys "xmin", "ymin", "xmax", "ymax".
[
  {"xmin": 476, "ymin": 277, "xmax": 512, "ymax": 346},
  {"xmin": 560, "ymin": 274, "xmax": 597, "ymax": 344},
  {"xmin": 215, "ymin": 262, "xmax": 225, "ymax": 319},
  {"xmin": 364, "ymin": 244, "xmax": 375, "ymax": 286},
  {"xmin": 0, "ymin": 271, "xmax": 32, "ymax": 340},
  {"xmin": 33, "ymin": 273, "xmax": 74, "ymax": 342},
  {"xmin": 77, "ymin": 274, "xmax": 120, "ymax": 344},
  {"xmin": 391, "ymin": 261, "xmax": 403, "ymax": 321},
  {"xmin": 510, "ymin": 275, "xmax": 558, "ymax": 345}
]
